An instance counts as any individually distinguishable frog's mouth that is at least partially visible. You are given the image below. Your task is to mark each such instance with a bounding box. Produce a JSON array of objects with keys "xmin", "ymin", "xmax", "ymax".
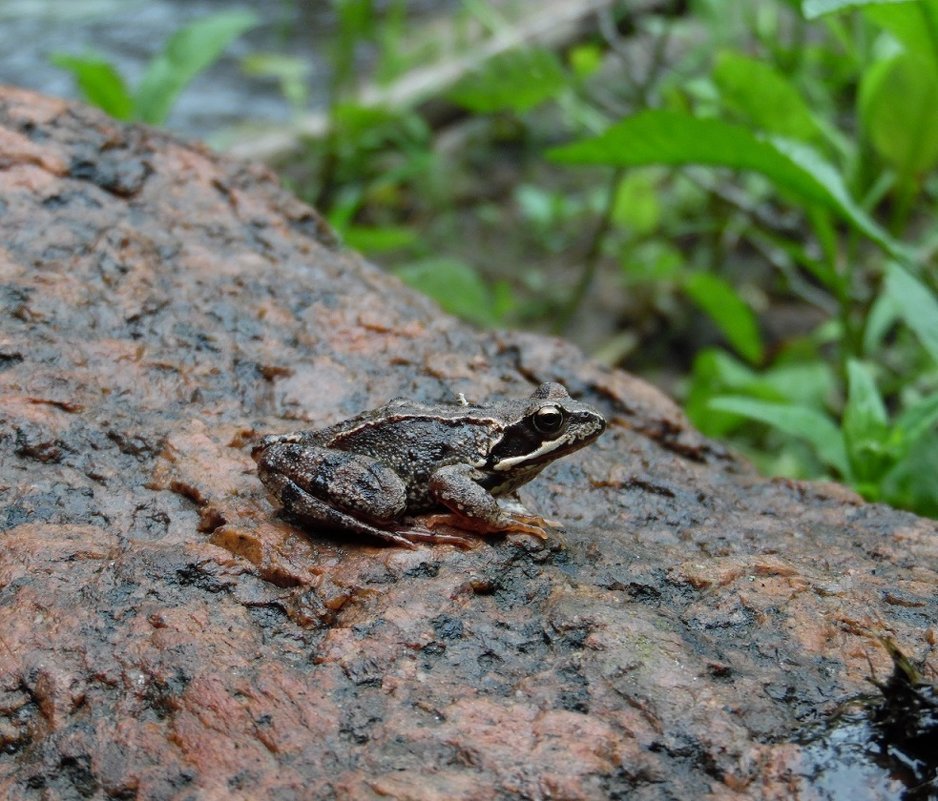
[{"xmin": 487, "ymin": 414, "xmax": 606, "ymax": 472}]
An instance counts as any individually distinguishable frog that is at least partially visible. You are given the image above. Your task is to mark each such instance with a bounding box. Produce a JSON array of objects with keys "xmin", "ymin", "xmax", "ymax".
[{"xmin": 252, "ymin": 382, "xmax": 606, "ymax": 548}]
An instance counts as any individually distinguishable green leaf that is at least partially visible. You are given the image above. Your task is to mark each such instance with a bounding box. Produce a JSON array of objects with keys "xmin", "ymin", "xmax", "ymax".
[
  {"xmin": 843, "ymin": 360, "xmax": 890, "ymax": 481},
  {"xmin": 134, "ymin": 10, "xmax": 258, "ymax": 125},
  {"xmin": 893, "ymin": 391, "xmax": 938, "ymax": 446},
  {"xmin": 335, "ymin": 0, "xmax": 378, "ymax": 40},
  {"xmin": 802, "ymin": 0, "xmax": 912, "ymax": 19},
  {"xmin": 341, "ymin": 225, "xmax": 417, "ymax": 253},
  {"xmin": 241, "ymin": 53, "xmax": 310, "ymax": 110},
  {"xmin": 806, "ymin": 0, "xmax": 938, "ymax": 73},
  {"xmin": 611, "ymin": 170, "xmax": 662, "ymax": 234},
  {"xmin": 759, "ymin": 361, "xmax": 838, "ymax": 407},
  {"xmin": 49, "ymin": 53, "xmax": 133, "ymax": 119},
  {"xmin": 884, "ymin": 262, "xmax": 938, "ymax": 363},
  {"xmin": 332, "ymin": 103, "xmax": 415, "ymax": 139},
  {"xmin": 844, "ymin": 360, "xmax": 888, "ymax": 426},
  {"xmin": 865, "ymin": 0, "xmax": 938, "ymax": 67},
  {"xmin": 686, "ymin": 350, "xmax": 836, "ymax": 436},
  {"xmin": 684, "ymin": 348, "xmax": 755, "ymax": 437},
  {"xmin": 447, "ymin": 48, "xmax": 567, "ymax": 114},
  {"xmin": 880, "ymin": 430, "xmax": 938, "ymax": 516},
  {"xmin": 863, "ymin": 290, "xmax": 901, "ymax": 354},
  {"xmin": 569, "ymin": 43, "xmax": 603, "ymax": 79},
  {"xmin": 859, "ymin": 50, "xmax": 938, "ymax": 176},
  {"xmin": 394, "ymin": 258, "xmax": 499, "ymax": 327},
  {"xmin": 709, "ymin": 396, "xmax": 849, "ymax": 475},
  {"xmin": 548, "ymin": 110, "xmax": 901, "ymax": 256},
  {"xmin": 684, "ymin": 272, "xmax": 764, "ymax": 364},
  {"xmin": 620, "ymin": 241, "xmax": 683, "ymax": 284},
  {"xmin": 686, "ymin": 349, "xmax": 762, "ymax": 436},
  {"xmin": 331, "ymin": 0, "xmax": 377, "ymax": 89},
  {"xmin": 713, "ymin": 50, "xmax": 820, "ymax": 141},
  {"xmin": 884, "ymin": 391, "xmax": 938, "ymax": 483}
]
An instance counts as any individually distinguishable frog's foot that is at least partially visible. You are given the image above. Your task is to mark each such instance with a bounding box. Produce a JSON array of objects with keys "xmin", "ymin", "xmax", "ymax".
[
  {"xmin": 419, "ymin": 512, "xmax": 551, "ymax": 541},
  {"xmin": 498, "ymin": 496, "xmax": 563, "ymax": 530}
]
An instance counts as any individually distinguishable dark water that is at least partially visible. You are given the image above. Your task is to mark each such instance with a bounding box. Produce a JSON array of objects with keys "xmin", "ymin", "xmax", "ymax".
[
  {"xmin": 796, "ymin": 660, "xmax": 938, "ymax": 801},
  {"xmin": 0, "ymin": 0, "xmax": 450, "ymax": 141},
  {"xmin": 799, "ymin": 713, "xmax": 912, "ymax": 800}
]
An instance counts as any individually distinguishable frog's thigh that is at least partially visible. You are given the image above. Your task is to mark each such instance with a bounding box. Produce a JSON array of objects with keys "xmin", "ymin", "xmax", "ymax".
[
  {"xmin": 428, "ymin": 464, "xmax": 503, "ymax": 525},
  {"xmin": 277, "ymin": 475, "xmax": 421, "ymax": 547},
  {"xmin": 268, "ymin": 472, "xmax": 361, "ymax": 529},
  {"xmin": 259, "ymin": 443, "xmax": 407, "ymax": 520}
]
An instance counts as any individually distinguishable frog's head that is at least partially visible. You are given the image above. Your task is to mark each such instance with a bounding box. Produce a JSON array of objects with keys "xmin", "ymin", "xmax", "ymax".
[{"xmin": 485, "ymin": 382, "xmax": 606, "ymax": 473}]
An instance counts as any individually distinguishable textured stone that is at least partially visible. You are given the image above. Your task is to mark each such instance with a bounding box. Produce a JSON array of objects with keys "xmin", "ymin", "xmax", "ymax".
[{"xmin": 0, "ymin": 87, "xmax": 935, "ymax": 800}]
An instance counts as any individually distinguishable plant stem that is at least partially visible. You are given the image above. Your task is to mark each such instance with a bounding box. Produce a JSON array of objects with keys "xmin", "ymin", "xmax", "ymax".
[
  {"xmin": 888, "ymin": 174, "xmax": 919, "ymax": 238},
  {"xmin": 808, "ymin": 208, "xmax": 856, "ymax": 382}
]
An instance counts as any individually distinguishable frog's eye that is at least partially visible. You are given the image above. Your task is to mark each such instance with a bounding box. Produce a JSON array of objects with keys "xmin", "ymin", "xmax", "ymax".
[{"xmin": 533, "ymin": 405, "xmax": 565, "ymax": 435}]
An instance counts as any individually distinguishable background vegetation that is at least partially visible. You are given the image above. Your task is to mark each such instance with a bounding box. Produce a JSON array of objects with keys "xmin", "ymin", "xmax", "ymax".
[{"xmin": 53, "ymin": 0, "xmax": 938, "ymax": 517}]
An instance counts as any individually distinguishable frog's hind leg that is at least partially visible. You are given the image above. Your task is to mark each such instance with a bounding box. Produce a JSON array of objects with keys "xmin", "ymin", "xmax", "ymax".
[
  {"xmin": 257, "ymin": 442, "xmax": 474, "ymax": 548},
  {"xmin": 268, "ymin": 474, "xmax": 471, "ymax": 549},
  {"xmin": 271, "ymin": 474, "xmax": 419, "ymax": 549}
]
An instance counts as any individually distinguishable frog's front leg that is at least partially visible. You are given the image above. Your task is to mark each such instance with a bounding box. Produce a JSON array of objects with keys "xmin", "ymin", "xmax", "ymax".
[
  {"xmin": 423, "ymin": 464, "xmax": 551, "ymax": 540},
  {"xmin": 254, "ymin": 442, "xmax": 472, "ymax": 549}
]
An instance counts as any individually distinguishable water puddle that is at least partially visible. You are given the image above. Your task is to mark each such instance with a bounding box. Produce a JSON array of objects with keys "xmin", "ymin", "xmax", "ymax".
[{"xmin": 797, "ymin": 643, "xmax": 937, "ymax": 800}]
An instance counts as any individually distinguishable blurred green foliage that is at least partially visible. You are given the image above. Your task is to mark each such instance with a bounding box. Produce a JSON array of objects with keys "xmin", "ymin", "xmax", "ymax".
[
  {"xmin": 52, "ymin": 10, "xmax": 257, "ymax": 125},
  {"xmin": 50, "ymin": 0, "xmax": 938, "ymax": 518}
]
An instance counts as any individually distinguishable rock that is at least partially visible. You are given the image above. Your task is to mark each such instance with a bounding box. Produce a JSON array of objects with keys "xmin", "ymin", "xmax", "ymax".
[{"xmin": 0, "ymin": 86, "xmax": 935, "ymax": 800}]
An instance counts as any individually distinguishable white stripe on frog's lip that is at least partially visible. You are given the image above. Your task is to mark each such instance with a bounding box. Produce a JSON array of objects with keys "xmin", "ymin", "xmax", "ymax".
[{"xmin": 491, "ymin": 424, "xmax": 600, "ymax": 472}]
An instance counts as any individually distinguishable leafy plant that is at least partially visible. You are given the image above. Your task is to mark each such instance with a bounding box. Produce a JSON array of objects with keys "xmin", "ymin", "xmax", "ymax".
[
  {"xmin": 52, "ymin": 10, "xmax": 257, "ymax": 125},
  {"xmin": 548, "ymin": 106, "xmax": 903, "ymax": 259},
  {"xmin": 712, "ymin": 362, "xmax": 938, "ymax": 512},
  {"xmin": 538, "ymin": 0, "xmax": 938, "ymax": 513}
]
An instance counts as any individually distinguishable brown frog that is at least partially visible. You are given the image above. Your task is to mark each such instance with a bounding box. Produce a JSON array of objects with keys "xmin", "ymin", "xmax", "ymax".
[{"xmin": 252, "ymin": 382, "xmax": 606, "ymax": 548}]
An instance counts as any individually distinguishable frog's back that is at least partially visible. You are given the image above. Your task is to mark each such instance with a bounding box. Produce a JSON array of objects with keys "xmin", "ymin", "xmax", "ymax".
[
  {"xmin": 314, "ymin": 406, "xmax": 494, "ymax": 501},
  {"xmin": 331, "ymin": 409, "xmax": 495, "ymax": 459}
]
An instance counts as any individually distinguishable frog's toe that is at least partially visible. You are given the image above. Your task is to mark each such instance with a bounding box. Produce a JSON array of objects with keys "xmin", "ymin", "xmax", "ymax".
[
  {"xmin": 394, "ymin": 524, "xmax": 478, "ymax": 549},
  {"xmin": 500, "ymin": 515, "xmax": 550, "ymax": 540},
  {"xmin": 508, "ymin": 512, "xmax": 560, "ymax": 538},
  {"xmin": 372, "ymin": 529, "xmax": 421, "ymax": 550}
]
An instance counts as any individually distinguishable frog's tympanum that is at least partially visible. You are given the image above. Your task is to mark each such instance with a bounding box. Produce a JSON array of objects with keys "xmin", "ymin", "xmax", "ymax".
[{"xmin": 252, "ymin": 382, "xmax": 606, "ymax": 548}]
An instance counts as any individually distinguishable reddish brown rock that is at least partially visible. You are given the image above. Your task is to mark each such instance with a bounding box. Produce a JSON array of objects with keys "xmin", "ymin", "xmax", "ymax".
[{"xmin": 0, "ymin": 86, "xmax": 935, "ymax": 800}]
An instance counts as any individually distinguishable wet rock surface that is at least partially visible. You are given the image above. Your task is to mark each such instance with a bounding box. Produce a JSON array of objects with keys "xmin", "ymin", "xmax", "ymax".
[{"xmin": 1, "ymin": 86, "xmax": 936, "ymax": 800}]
